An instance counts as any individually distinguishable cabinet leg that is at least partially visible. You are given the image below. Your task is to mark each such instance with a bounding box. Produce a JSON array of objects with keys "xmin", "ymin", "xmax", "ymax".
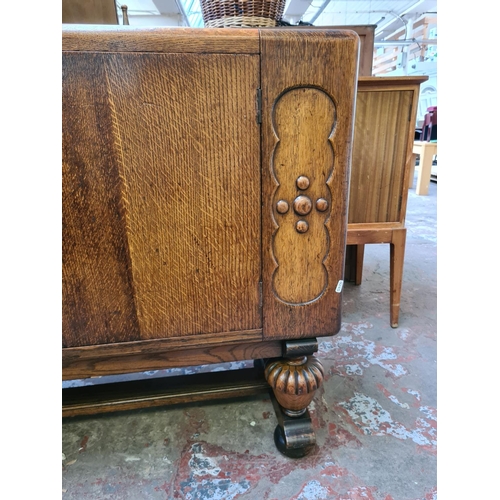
[
  {"xmin": 265, "ymin": 353, "xmax": 324, "ymax": 458},
  {"xmin": 390, "ymin": 228, "xmax": 406, "ymax": 328},
  {"xmin": 345, "ymin": 244, "xmax": 364, "ymax": 285}
]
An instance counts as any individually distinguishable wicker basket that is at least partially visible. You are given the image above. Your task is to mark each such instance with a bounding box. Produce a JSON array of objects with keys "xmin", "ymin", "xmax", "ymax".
[{"xmin": 200, "ymin": 0, "xmax": 286, "ymax": 28}]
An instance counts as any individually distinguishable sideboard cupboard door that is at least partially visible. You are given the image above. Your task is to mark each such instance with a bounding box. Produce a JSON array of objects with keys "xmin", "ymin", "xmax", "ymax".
[
  {"xmin": 63, "ymin": 28, "xmax": 359, "ymax": 353},
  {"xmin": 63, "ymin": 35, "xmax": 262, "ymax": 347},
  {"xmin": 260, "ymin": 29, "xmax": 359, "ymax": 340}
]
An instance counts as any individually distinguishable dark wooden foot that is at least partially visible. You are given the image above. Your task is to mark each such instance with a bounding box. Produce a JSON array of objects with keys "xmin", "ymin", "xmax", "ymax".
[
  {"xmin": 269, "ymin": 389, "xmax": 316, "ymax": 458},
  {"xmin": 264, "ymin": 339, "xmax": 324, "ymax": 458}
]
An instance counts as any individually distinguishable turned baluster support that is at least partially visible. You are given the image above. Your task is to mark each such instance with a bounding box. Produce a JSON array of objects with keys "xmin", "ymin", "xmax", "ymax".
[
  {"xmin": 263, "ymin": 339, "xmax": 324, "ymax": 458},
  {"xmin": 121, "ymin": 5, "xmax": 130, "ymax": 25}
]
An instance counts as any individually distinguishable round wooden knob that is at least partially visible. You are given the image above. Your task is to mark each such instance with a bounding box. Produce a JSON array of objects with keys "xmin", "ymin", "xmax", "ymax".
[
  {"xmin": 296, "ymin": 220, "xmax": 309, "ymax": 233},
  {"xmin": 276, "ymin": 200, "xmax": 289, "ymax": 214},
  {"xmin": 316, "ymin": 198, "xmax": 329, "ymax": 212},
  {"xmin": 296, "ymin": 176, "xmax": 310, "ymax": 190},
  {"xmin": 293, "ymin": 196, "xmax": 312, "ymax": 216}
]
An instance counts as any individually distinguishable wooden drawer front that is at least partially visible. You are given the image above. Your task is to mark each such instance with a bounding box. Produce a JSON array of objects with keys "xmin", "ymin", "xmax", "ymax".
[
  {"xmin": 63, "ymin": 51, "xmax": 261, "ymax": 347},
  {"xmin": 348, "ymin": 89, "xmax": 413, "ymax": 224}
]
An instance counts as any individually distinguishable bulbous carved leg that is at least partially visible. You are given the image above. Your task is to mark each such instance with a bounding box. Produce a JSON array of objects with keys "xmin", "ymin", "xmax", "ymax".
[
  {"xmin": 264, "ymin": 348, "xmax": 324, "ymax": 458},
  {"xmin": 265, "ymin": 356, "xmax": 324, "ymax": 417}
]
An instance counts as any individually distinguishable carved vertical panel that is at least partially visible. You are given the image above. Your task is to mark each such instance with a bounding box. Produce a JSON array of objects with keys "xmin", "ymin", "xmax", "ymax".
[
  {"xmin": 261, "ymin": 29, "xmax": 359, "ymax": 340},
  {"xmin": 271, "ymin": 87, "xmax": 336, "ymax": 305}
]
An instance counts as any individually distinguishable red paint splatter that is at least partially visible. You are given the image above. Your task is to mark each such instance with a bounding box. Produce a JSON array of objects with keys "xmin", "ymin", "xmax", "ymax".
[
  {"xmin": 424, "ymin": 486, "xmax": 438, "ymax": 499},
  {"xmin": 376, "ymin": 383, "xmax": 392, "ymax": 399},
  {"xmin": 176, "ymin": 408, "xmax": 210, "ymax": 441},
  {"xmin": 321, "ymin": 464, "xmax": 349, "ymax": 478},
  {"xmin": 262, "ymin": 411, "xmax": 271, "ymax": 419},
  {"xmin": 172, "ymin": 439, "xmax": 331, "ymax": 497},
  {"xmin": 327, "ymin": 424, "xmax": 362, "ymax": 448},
  {"xmin": 79, "ymin": 435, "xmax": 88, "ymax": 452}
]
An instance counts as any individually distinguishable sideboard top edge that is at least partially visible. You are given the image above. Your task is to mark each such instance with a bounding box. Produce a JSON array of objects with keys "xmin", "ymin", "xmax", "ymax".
[{"xmin": 62, "ymin": 25, "xmax": 261, "ymax": 54}]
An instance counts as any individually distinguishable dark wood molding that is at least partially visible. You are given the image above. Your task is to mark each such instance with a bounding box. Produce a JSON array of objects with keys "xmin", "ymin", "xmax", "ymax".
[
  {"xmin": 63, "ymin": 339, "xmax": 283, "ymax": 380},
  {"xmin": 63, "ymin": 366, "xmax": 270, "ymax": 417}
]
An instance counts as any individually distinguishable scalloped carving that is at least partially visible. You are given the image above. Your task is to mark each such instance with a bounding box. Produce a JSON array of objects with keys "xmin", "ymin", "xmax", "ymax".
[{"xmin": 270, "ymin": 87, "xmax": 336, "ymax": 305}]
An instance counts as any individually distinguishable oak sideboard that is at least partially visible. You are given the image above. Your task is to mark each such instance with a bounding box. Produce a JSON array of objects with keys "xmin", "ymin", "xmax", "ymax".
[{"xmin": 62, "ymin": 26, "xmax": 359, "ymax": 457}]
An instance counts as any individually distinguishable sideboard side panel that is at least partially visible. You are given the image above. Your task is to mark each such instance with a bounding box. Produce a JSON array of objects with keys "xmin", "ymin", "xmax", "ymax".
[
  {"xmin": 348, "ymin": 88, "xmax": 414, "ymax": 224},
  {"xmin": 260, "ymin": 29, "xmax": 359, "ymax": 340}
]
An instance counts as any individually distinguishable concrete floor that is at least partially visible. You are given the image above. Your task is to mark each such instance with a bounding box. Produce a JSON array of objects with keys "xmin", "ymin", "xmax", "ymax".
[{"xmin": 62, "ymin": 175, "xmax": 437, "ymax": 499}]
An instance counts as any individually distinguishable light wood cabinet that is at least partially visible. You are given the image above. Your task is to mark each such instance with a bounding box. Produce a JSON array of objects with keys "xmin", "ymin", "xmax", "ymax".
[{"xmin": 346, "ymin": 76, "xmax": 428, "ymax": 327}]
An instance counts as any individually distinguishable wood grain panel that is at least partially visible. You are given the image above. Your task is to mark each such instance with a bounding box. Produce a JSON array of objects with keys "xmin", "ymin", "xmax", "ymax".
[
  {"xmin": 63, "ymin": 329, "xmax": 263, "ymax": 365},
  {"xmin": 271, "ymin": 88, "xmax": 335, "ymax": 304},
  {"xmin": 62, "ymin": 26, "xmax": 260, "ymax": 54},
  {"xmin": 62, "ymin": 53, "xmax": 140, "ymax": 347},
  {"xmin": 260, "ymin": 29, "xmax": 359, "ymax": 340},
  {"xmin": 289, "ymin": 25, "xmax": 375, "ymax": 76},
  {"xmin": 348, "ymin": 89, "xmax": 413, "ymax": 224},
  {"xmin": 101, "ymin": 52, "xmax": 262, "ymax": 339}
]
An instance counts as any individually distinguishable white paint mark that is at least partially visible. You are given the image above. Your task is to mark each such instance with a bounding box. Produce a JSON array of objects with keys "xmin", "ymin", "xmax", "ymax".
[
  {"xmin": 398, "ymin": 329, "xmax": 410, "ymax": 340},
  {"xmin": 189, "ymin": 444, "xmax": 221, "ymax": 477},
  {"xmin": 340, "ymin": 322, "xmax": 372, "ymax": 336},
  {"xmin": 184, "ymin": 479, "xmax": 249, "ymax": 500},
  {"xmin": 388, "ymin": 395, "xmax": 410, "ymax": 409},
  {"xmin": 250, "ymin": 421, "xmax": 256, "ymax": 426},
  {"xmin": 125, "ymin": 457, "xmax": 141, "ymax": 462},
  {"xmin": 299, "ymin": 480, "xmax": 329, "ymax": 499},
  {"xmin": 339, "ymin": 393, "xmax": 432, "ymax": 446},
  {"xmin": 328, "ymin": 335, "xmax": 407, "ymax": 377},
  {"xmin": 346, "ymin": 486, "xmax": 373, "ymax": 498},
  {"xmin": 318, "ymin": 341, "xmax": 334, "ymax": 353},
  {"xmin": 406, "ymin": 389, "xmax": 421, "ymax": 401},
  {"xmin": 345, "ymin": 364, "xmax": 363, "ymax": 375},
  {"xmin": 419, "ymin": 406, "xmax": 437, "ymax": 420}
]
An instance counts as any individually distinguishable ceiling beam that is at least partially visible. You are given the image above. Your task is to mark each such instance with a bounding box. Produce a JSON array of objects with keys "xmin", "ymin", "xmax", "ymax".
[
  {"xmin": 152, "ymin": 0, "xmax": 185, "ymax": 16},
  {"xmin": 284, "ymin": 0, "xmax": 315, "ymax": 21}
]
